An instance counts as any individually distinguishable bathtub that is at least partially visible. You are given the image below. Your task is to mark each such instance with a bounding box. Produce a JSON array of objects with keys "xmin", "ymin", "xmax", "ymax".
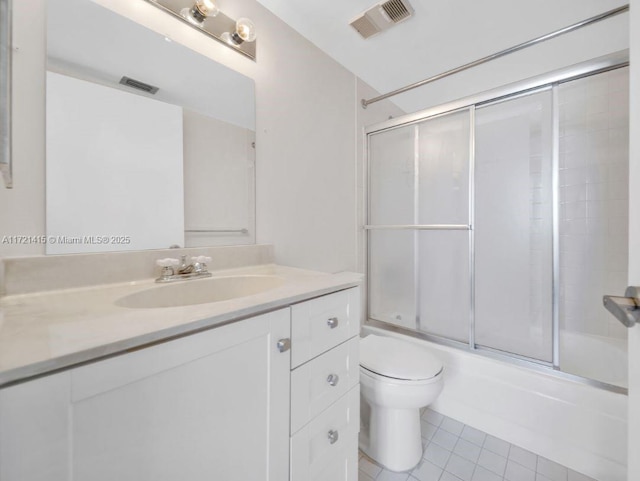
[
  {"xmin": 560, "ymin": 330, "xmax": 628, "ymax": 389},
  {"xmin": 362, "ymin": 325, "xmax": 628, "ymax": 481}
]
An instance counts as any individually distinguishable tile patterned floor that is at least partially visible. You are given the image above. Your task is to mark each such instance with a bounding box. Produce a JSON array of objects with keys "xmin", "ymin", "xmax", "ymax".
[{"xmin": 358, "ymin": 408, "xmax": 598, "ymax": 481}]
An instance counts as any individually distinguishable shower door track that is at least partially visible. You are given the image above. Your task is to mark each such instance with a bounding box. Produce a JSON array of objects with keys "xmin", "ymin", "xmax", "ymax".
[{"xmin": 364, "ymin": 51, "xmax": 629, "ymax": 396}]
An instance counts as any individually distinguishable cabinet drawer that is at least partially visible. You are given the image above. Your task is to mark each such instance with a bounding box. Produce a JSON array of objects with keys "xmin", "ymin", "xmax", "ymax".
[
  {"xmin": 291, "ymin": 337, "xmax": 359, "ymax": 434},
  {"xmin": 290, "ymin": 386, "xmax": 359, "ymax": 481},
  {"xmin": 291, "ymin": 287, "xmax": 360, "ymax": 368}
]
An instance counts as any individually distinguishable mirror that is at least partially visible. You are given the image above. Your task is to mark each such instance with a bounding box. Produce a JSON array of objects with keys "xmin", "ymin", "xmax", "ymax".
[{"xmin": 46, "ymin": 0, "xmax": 256, "ymax": 254}]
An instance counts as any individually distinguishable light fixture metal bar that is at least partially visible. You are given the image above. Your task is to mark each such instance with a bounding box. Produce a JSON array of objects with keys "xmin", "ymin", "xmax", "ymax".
[
  {"xmin": 361, "ymin": 5, "xmax": 629, "ymax": 108},
  {"xmin": 143, "ymin": 0, "xmax": 256, "ymax": 61}
]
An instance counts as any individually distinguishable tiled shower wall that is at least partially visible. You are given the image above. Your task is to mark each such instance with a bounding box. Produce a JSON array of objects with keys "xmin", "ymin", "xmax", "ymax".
[{"xmin": 558, "ymin": 67, "xmax": 629, "ymax": 340}]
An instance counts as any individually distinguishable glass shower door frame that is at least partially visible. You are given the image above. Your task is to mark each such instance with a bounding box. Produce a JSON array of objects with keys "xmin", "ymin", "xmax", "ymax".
[
  {"xmin": 365, "ymin": 106, "xmax": 474, "ymax": 346},
  {"xmin": 364, "ymin": 51, "xmax": 628, "ymax": 393}
]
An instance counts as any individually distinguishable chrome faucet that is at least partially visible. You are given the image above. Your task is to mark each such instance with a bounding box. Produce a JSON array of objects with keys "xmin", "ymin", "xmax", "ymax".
[{"xmin": 155, "ymin": 255, "xmax": 213, "ymax": 283}]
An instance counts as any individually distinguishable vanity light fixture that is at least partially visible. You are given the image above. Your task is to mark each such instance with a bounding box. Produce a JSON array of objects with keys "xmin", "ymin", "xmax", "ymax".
[{"xmin": 145, "ymin": 0, "xmax": 257, "ymax": 60}]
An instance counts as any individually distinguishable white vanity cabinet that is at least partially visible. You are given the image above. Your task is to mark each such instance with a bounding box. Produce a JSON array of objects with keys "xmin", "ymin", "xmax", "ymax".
[
  {"xmin": 290, "ymin": 287, "xmax": 361, "ymax": 481},
  {"xmin": 0, "ymin": 309, "xmax": 291, "ymax": 481},
  {"xmin": 0, "ymin": 286, "xmax": 362, "ymax": 481}
]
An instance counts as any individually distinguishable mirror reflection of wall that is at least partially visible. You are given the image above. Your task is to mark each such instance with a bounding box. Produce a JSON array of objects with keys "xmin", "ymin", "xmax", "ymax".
[{"xmin": 45, "ymin": 0, "xmax": 256, "ymax": 254}]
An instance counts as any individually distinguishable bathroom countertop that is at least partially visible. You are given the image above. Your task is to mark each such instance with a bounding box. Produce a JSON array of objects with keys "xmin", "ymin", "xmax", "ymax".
[{"xmin": 0, "ymin": 264, "xmax": 362, "ymax": 388}]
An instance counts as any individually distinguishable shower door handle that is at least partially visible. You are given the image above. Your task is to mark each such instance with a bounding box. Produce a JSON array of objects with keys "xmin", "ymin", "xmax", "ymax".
[{"xmin": 603, "ymin": 286, "xmax": 640, "ymax": 327}]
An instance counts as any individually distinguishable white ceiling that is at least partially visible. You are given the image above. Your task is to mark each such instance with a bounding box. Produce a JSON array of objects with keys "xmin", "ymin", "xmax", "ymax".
[{"xmin": 256, "ymin": 0, "xmax": 628, "ymax": 112}]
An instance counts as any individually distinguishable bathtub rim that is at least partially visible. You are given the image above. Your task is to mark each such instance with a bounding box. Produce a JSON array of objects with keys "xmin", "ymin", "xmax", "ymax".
[{"xmin": 364, "ymin": 318, "xmax": 628, "ymax": 395}]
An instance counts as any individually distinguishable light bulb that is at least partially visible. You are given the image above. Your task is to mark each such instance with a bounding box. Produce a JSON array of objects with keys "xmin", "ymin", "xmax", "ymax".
[
  {"xmin": 180, "ymin": 0, "xmax": 218, "ymax": 25},
  {"xmin": 196, "ymin": 0, "xmax": 219, "ymax": 17},
  {"xmin": 235, "ymin": 18, "xmax": 256, "ymax": 42},
  {"xmin": 223, "ymin": 17, "xmax": 257, "ymax": 46}
]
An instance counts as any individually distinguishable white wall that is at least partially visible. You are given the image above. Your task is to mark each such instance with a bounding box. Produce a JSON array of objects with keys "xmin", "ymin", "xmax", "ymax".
[{"xmin": 627, "ymin": 1, "xmax": 640, "ymax": 480}]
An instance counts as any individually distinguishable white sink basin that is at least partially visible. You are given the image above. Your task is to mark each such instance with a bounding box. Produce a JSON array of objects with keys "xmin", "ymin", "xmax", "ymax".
[{"xmin": 116, "ymin": 275, "xmax": 286, "ymax": 309}]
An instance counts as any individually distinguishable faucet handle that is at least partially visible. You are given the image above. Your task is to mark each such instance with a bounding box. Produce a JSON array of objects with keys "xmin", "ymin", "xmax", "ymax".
[
  {"xmin": 191, "ymin": 256, "xmax": 212, "ymax": 274},
  {"xmin": 156, "ymin": 258, "xmax": 179, "ymax": 268}
]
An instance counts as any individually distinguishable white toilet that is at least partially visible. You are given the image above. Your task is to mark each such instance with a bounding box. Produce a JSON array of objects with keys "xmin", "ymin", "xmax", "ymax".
[{"xmin": 359, "ymin": 334, "xmax": 444, "ymax": 472}]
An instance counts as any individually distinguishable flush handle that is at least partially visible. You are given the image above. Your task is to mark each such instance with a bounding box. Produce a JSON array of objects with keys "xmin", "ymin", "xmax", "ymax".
[
  {"xmin": 327, "ymin": 374, "xmax": 340, "ymax": 387},
  {"xmin": 327, "ymin": 317, "xmax": 339, "ymax": 329},
  {"xmin": 276, "ymin": 338, "xmax": 291, "ymax": 353},
  {"xmin": 327, "ymin": 429, "xmax": 339, "ymax": 445}
]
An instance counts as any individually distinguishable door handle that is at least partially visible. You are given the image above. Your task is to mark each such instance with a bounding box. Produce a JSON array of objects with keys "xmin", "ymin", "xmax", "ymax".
[{"xmin": 603, "ymin": 286, "xmax": 640, "ymax": 327}]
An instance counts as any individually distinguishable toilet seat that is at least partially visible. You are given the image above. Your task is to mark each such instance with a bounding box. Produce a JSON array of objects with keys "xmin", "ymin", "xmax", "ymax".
[
  {"xmin": 360, "ymin": 334, "xmax": 443, "ymax": 381},
  {"xmin": 360, "ymin": 365, "xmax": 443, "ymax": 386}
]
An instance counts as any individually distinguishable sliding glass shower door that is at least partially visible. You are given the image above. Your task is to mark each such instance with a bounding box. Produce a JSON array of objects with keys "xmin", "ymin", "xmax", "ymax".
[
  {"xmin": 474, "ymin": 90, "xmax": 554, "ymax": 362},
  {"xmin": 368, "ymin": 109, "xmax": 471, "ymax": 343},
  {"xmin": 368, "ymin": 124, "xmax": 417, "ymax": 331},
  {"xmin": 367, "ymin": 95, "xmax": 554, "ymax": 360}
]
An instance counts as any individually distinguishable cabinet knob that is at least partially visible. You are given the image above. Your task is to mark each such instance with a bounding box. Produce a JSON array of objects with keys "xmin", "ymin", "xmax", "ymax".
[
  {"xmin": 276, "ymin": 338, "xmax": 291, "ymax": 353},
  {"xmin": 327, "ymin": 374, "xmax": 340, "ymax": 387},
  {"xmin": 327, "ymin": 429, "xmax": 339, "ymax": 445},
  {"xmin": 327, "ymin": 317, "xmax": 339, "ymax": 329}
]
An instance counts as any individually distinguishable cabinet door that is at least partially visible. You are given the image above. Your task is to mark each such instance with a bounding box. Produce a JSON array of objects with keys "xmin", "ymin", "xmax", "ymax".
[
  {"xmin": 0, "ymin": 309, "xmax": 291, "ymax": 481},
  {"xmin": 291, "ymin": 386, "xmax": 359, "ymax": 481},
  {"xmin": 0, "ymin": 372, "xmax": 71, "ymax": 481}
]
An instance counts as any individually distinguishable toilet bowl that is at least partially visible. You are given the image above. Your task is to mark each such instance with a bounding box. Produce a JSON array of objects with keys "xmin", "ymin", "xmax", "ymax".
[{"xmin": 359, "ymin": 334, "xmax": 444, "ymax": 472}]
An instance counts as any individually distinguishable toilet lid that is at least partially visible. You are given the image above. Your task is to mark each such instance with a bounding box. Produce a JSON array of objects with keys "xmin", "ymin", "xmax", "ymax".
[{"xmin": 360, "ymin": 335, "xmax": 443, "ymax": 381}]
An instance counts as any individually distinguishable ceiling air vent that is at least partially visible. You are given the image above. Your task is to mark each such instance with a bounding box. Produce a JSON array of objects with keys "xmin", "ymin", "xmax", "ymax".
[
  {"xmin": 119, "ymin": 76, "xmax": 159, "ymax": 95},
  {"xmin": 350, "ymin": 0, "xmax": 414, "ymax": 39},
  {"xmin": 381, "ymin": 0, "xmax": 412, "ymax": 23}
]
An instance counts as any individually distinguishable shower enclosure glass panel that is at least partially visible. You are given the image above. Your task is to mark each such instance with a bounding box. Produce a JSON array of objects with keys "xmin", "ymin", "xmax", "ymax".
[
  {"xmin": 557, "ymin": 67, "xmax": 629, "ymax": 387},
  {"xmin": 368, "ymin": 109, "xmax": 471, "ymax": 339},
  {"xmin": 418, "ymin": 111, "xmax": 470, "ymax": 225},
  {"xmin": 474, "ymin": 91, "xmax": 554, "ymax": 362},
  {"xmin": 418, "ymin": 231, "xmax": 470, "ymax": 342},
  {"xmin": 369, "ymin": 230, "xmax": 416, "ymax": 330},
  {"xmin": 369, "ymin": 125, "xmax": 416, "ymax": 226}
]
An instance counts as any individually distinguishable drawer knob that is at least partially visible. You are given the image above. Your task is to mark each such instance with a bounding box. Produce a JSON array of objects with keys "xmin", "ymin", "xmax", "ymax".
[
  {"xmin": 327, "ymin": 429, "xmax": 339, "ymax": 445},
  {"xmin": 276, "ymin": 338, "xmax": 291, "ymax": 353},
  {"xmin": 327, "ymin": 374, "xmax": 340, "ymax": 387},
  {"xmin": 327, "ymin": 317, "xmax": 339, "ymax": 329}
]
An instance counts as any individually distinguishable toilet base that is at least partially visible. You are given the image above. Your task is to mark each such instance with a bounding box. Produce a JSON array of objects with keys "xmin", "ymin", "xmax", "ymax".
[{"xmin": 360, "ymin": 406, "xmax": 423, "ymax": 472}]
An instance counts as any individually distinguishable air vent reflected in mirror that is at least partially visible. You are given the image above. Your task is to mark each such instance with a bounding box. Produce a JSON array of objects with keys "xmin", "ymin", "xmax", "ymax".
[{"xmin": 119, "ymin": 76, "xmax": 159, "ymax": 95}]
